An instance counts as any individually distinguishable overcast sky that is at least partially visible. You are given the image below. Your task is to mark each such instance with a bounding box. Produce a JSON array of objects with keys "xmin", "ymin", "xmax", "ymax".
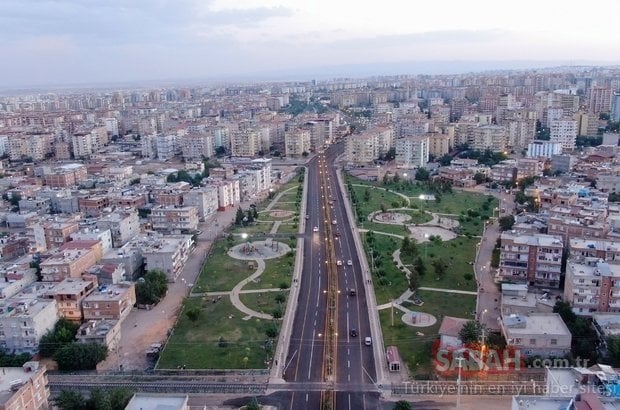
[{"xmin": 2, "ymin": 0, "xmax": 619, "ymax": 87}]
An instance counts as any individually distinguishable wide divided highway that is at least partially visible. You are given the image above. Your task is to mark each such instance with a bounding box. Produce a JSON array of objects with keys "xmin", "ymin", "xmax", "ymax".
[{"xmin": 284, "ymin": 143, "xmax": 378, "ymax": 409}]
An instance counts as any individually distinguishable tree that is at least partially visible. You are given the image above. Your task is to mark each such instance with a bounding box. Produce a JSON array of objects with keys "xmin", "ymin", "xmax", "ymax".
[
  {"xmin": 408, "ymin": 270, "xmax": 421, "ymax": 292},
  {"xmin": 108, "ymin": 387, "xmax": 134, "ymax": 409},
  {"xmin": 39, "ymin": 318, "xmax": 80, "ymax": 358},
  {"xmin": 393, "ymin": 400, "xmax": 412, "ymax": 410},
  {"xmin": 235, "ymin": 207, "xmax": 245, "ymax": 225},
  {"xmin": 54, "ymin": 342, "xmax": 108, "ymax": 371},
  {"xmin": 432, "ymin": 259, "xmax": 448, "ymax": 279},
  {"xmin": 415, "ymin": 167, "xmax": 430, "ymax": 181},
  {"xmin": 54, "ymin": 390, "xmax": 85, "ymax": 410},
  {"xmin": 413, "ymin": 256, "xmax": 426, "ymax": 277},
  {"xmin": 473, "ymin": 172, "xmax": 486, "ymax": 185},
  {"xmin": 459, "ymin": 320, "xmax": 483, "ymax": 344},
  {"xmin": 438, "ymin": 154, "xmax": 453, "ymax": 166},
  {"xmin": 608, "ymin": 335, "xmax": 620, "ymax": 367},
  {"xmin": 245, "ymin": 398, "xmax": 261, "ymax": 410},
  {"xmin": 136, "ymin": 270, "xmax": 169, "ymax": 305},
  {"xmin": 185, "ymin": 307, "xmax": 201, "ymax": 322},
  {"xmin": 498, "ymin": 215, "xmax": 515, "ymax": 231}
]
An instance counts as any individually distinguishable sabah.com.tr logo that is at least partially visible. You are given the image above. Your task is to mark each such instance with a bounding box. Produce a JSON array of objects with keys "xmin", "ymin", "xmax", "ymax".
[{"xmin": 432, "ymin": 340, "xmax": 525, "ymax": 377}]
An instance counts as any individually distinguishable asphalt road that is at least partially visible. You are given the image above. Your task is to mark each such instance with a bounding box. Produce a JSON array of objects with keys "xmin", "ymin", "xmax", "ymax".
[{"xmin": 283, "ymin": 143, "xmax": 377, "ymax": 409}]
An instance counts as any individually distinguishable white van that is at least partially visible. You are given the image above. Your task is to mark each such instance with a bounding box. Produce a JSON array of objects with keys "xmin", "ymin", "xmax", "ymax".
[{"xmin": 364, "ymin": 336, "xmax": 372, "ymax": 346}]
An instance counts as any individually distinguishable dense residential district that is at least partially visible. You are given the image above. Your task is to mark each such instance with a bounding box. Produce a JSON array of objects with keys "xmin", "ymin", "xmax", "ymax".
[{"xmin": 1, "ymin": 66, "xmax": 620, "ymax": 409}]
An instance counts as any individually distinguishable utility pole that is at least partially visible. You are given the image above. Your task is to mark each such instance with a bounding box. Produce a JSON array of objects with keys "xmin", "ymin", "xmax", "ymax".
[
  {"xmin": 456, "ymin": 356, "xmax": 465, "ymax": 410},
  {"xmin": 391, "ymin": 299, "xmax": 394, "ymax": 326}
]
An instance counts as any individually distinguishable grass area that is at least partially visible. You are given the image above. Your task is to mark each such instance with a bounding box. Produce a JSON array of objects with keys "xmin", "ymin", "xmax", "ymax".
[
  {"xmin": 194, "ymin": 239, "xmax": 251, "ymax": 293},
  {"xmin": 400, "ymin": 236, "xmax": 478, "ymax": 291},
  {"xmin": 266, "ymin": 201, "xmax": 299, "ymax": 213},
  {"xmin": 275, "ymin": 222, "xmax": 299, "ymax": 235},
  {"xmin": 380, "ymin": 290, "xmax": 476, "ymax": 378},
  {"xmin": 350, "ymin": 184, "xmax": 408, "ymax": 219},
  {"xmin": 228, "ymin": 222, "xmax": 274, "ymax": 235},
  {"xmin": 244, "ymin": 251, "xmax": 295, "ymax": 290},
  {"xmin": 362, "ymin": 233, "xmax": 408, "ymax": 305},
  {"xmin": 240, "ymin": 291, "xmax": 288, "ymax": 317},
  {"xmin": 257, "ymin": 210, "xmax": 298, "ymax": 222},
  {"xmin": 362, "ymin": 221, "xmax": 409, "ymax": 237},
  {"xmin": 158, "ymin": 297, "xmax": 277, "ymax": 369}
]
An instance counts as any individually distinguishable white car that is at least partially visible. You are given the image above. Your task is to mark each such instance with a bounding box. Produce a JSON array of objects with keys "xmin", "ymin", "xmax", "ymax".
[
  {"xmin": 347, "ymin": 260, "xmax": 352, "ymax": 266},
  {"xmin": 365, "ymin": 336, "xmax": 372, "ymax": 346},
  {"xmin": 313, "ymin": 226, "xmax": 319, "ymax": 232},
  {"xmin": 336, "ymin": 260, "xmax": 343, "ymax": 266}
]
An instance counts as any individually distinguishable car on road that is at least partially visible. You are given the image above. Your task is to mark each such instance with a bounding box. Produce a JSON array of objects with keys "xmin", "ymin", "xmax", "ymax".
[
  {"xmin": 306, "ymin": 214, "xmax": 309, "ymax": 220},
  {"xmin": 336, "ymin": 260, "xmax": 343, "ymax": 266},
  {"xmin": 347, "ymin": 260, "xmax": 352, "ymax": 266},
  {"xmin": 332, "ymin": 219, "xmax": 337, "ymax": 225},
  {"xmin": 313, "ymin": 226, "xmax": 319, "ymax": 232},
  {"xmin": 349, "ymin": 289, "xmax": 356, "ymax": 296},
  {"xmin": 364, "ymin": 336, "xmax": 372, "ymax": 346},
  {"xmin": 350, "ymin": 329, "xmax": 358, "ymax": 337}
]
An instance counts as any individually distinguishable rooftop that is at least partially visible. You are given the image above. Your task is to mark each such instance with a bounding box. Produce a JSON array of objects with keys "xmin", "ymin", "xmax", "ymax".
[
  {"xmin": 0, "ymin": 363, "xmax": 44, "ymax": 404},
  {"xmin": 125, "ymin": 393, "xmax": 188, "ymax": 410},
  {"xmin": 503, "ymin": 313, "xmax": 571, "ymax": 337}
]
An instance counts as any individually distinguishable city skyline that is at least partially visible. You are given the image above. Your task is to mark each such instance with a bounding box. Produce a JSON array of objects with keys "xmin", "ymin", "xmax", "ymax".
[{"xmin": 2, "ymin": 0, "xmax": 620, "ymax": 88}]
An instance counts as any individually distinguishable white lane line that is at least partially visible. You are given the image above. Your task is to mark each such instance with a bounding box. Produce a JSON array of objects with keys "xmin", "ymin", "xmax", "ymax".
[
  {"xmin": 348, "ymin": 360, "xmax": 350, "ymax": 368},
  {"xmin": 308, "ymin": 332, "xmax": 315, "ymax": 380},
  {"xmin": 306, "ymin": 394, "xmax": 309, "ymax": 402}
]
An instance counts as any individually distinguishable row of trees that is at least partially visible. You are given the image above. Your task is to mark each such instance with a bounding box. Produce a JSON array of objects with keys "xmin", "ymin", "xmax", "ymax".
[
  {"xmin": 136, "ymin": 270, "xmax": 169, "ymax": 305},
  {"xmin": 55, "ymin": 387, "xmax": 134, "ymax": 410}
]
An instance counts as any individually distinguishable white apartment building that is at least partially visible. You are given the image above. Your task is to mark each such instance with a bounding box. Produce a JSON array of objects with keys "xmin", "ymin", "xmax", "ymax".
[
  {"xmin": 141, "ymin": 234, "xmax": 194, "ymax": 282},
  {"xmin": 149, "ymin": 206, "xmax": 199, "ymax": 232},
  {"xmin": 0, "ymin": 297, "xmax": 58, "ymax": 354},
  {"xmin": 95, "ymin": 210, "xmax": 140, "ymax": 248},
  {"xmin": 527, "ymin": 140, "xmax": 562, "ymax": 158},
  {"xmin": 550, "ymin": 119, "xmax": 577, "ymax": 151},
  {"xmin": 284, "ymin": 129, "xmax": 311, "ymax": 157},
  {"xmin": 71, "ymin": 228, "xmax": 113, "ymax": 254},
  {"xmin": 104, "ymin": 118, "xmax": 119, "ymax": 136},
  {"xmin": 156, "ymin": 134, "xmax": 177, "ymax": 161},
  {"xmin": 141, "ymin": 134, "xmax": 157, "ymax": 159},
  {"xmin": 395, "ymin": 136, "xmax": 429, "ymax": 168},
  {"xmin": 180, "ymin": 133, "xmax": 214, "ymax": 161},
  {"xmin": 564, "ymin": 259, "xmax": 620, "ymax": 315},
  {"xmin": 211, "ymin": 179, "xmax": 241, "ymax": 210},
  {"xmin": 183, "ymin": 186, "xmax": 219, "ymax": 221}
]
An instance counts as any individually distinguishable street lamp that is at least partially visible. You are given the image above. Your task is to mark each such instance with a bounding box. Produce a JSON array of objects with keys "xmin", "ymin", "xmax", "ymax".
[
  {"xmin": 241, "ymin": 233, "xmax": 248, "ymax": 240},
  {"xmin": 424, "ymin": 233, "xmax": 429, "ymax": 259}
]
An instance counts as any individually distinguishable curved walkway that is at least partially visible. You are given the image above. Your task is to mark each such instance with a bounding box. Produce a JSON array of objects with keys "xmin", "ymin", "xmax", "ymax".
[{"xmin": 229, "ymin": 259, "xmax": 273, "ymax": 320}]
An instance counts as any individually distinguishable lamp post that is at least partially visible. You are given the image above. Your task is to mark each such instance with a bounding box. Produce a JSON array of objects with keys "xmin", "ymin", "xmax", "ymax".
[
  {"xmin": 456, "ymin": 356, "xmax": 465, "ymax": 410},
  {"xmin": 424, "ymin": 233, "xmax": 429, "ymax": 259}
]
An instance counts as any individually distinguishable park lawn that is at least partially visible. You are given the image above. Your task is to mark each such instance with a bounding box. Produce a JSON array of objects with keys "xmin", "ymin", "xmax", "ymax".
[
  {"xmin": 363, "ymin": 233, "xmax": 409, "ymax": 305},
  {"xmin": 157, "ymin": 297, "xmax": 275, "ymax": 369},
  {"xmin": 349, "ymin": 184, "xmax": 409, "ymax": 219},
  {"xmin": 228, "ymin": 221, "xmax": 275, "ymax": 236},
  {"xmin": 362, "ymin": 221, "xmax": 409, "ymax": 238},
  {"xmin": 380, "ymin": 290, "xmax": 476, "ymax": 378},
  {"xmin": 257, "ymin": 209, "xmax": 299, "ymax": 222},
  {"xmin": 267, "ymin": 201, "xmax": 299, "ymax": 213},
  {"xmin": 240, "ymin": 291, "xmax": 288, "ymax": 317},
  {"xmin": 194, "ymin": 239, "xmax": 252, "ymax": 293},
  {"xmin": 275, "ymin": 222, "xmax": 299, "ymax": 235},
  {"xmin": 244, "ymin": 251, "xmax": 295, "ymax": 290},
  {"xmin": 412, "ymin": 191, "xmax": 497, "ymax": 221},
  {"xmin": 400, "ymin": 236, "xmax": 478, "ymax": 291}
]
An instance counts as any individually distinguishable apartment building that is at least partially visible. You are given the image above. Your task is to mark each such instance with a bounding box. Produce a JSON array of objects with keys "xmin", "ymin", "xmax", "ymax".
[
  {"xmin": 284, "ymin": 129, "xmax": 311, "ymax": 157},
  {"xmin": 0, "ymin": 263, "xmax": 37, "ymax": 300},
  {"xmin": 43, "ymin": 163, "xmax": 87, "ymax": 188},
  {"xmin": 210, "ymin": 179, "xmax": 240, "ymax": 210},
  {"xmin": 71, "ymin": 228, "xmax": 113, "ymax": 254},
  {"xmin": 155, "ymin": 134, "xmax": 178, "ymax": 161},
  {"xmin": 86, "ymin": 263, "xmax": 126, "ymax": 285},
  {"xmin": 564, "ymin": 259, "xmax": 620, "ymax": 315},
  {"xmin": 427, "ymin": 133, "xmax": 452, "ymax": 157},
  {"xmin": 550, "ymin": 119, "xmax": 577, "ymax": 151},
  {"xmin": 151, "ymin": 182, "xmax": 191, "ymax": 206},
  {"xmin": 500, "ymin": 313, "xmax": 571, "ymax": 357},
  {"xmin": 344, "ymin": 126, "xmax": 394, "ymax": 165},
  {"xmin": 471, "ymin": 124, "xmax": 507, "ymax": 152},
  {"xmin": 48, "ymin": 278, "xmax": 96, "ymax": 322},
  {"xmin": 0, "ymin": 362, "xmax": 50, "ymax": 410},
  {"xmin": 76, "ymin": 319, "xmax": 121, "ymax": 351},
  {"xmin": 498, "ymin": 232, "xmax": 563, "ymax": 288},
  {"xmin": 180, "ymin": 133, "xmax": 214, "ymax": 161},
  {"xmin": 95, "ymin": 210, "xmax": 140, "ymax": 248},
  {"xmin": 182, "ymin": 186, "xmax": 219, "ymax": 221},
  {"xmin": 42, "ymin": 220, "xmax": 79, "ymax": 250},
  {"xmin": 395, "ymin": 136, "xmax": 429, "ymax": 169},
  {"xmin": 141, "ymin": 235, "xmax": 193, "ymax": 282},
  {"xmin": 569, "ymin": 238, "xmax": 620, "ymax": 264},
  {"xmin": 0, "ymin": 297, "xmax": 57, "ymax": 354},
  {"xmin": 40, "ymin": 249, "xmax": 98, "ymax": 282},
  {"xmin": 82, "ymin": 283, "xmax": 136, "ymax": 322},
  {"xmin": 230, "ymin": 129, "xmax": 261, "ymax": 157},
  {"xmin": 547, "ymin": 215, "xmax": 607, "ymax": 244},
  {"xmin": 589, "ymin": 86, "xmax": 613, "ymax": 114},
  {"xmin": 527, "ymin": 140, "xmax": 562, "ymax": 158},
  {"xmin": 78, "ymin": 195, "xmax": 110, "ymax": 217},
  {"xmin": 490, "ymin": 161, "xmax": 517, "ymax": 182},
  {"xmin": 149, "ymin": 206, "xmax": 198, "ymax": 233}
]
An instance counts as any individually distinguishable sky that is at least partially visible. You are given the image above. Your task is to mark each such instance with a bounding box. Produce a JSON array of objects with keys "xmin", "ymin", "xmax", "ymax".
[{"xmin": 1, "ymin": 0, "xmax": 620, "ymax": 87}]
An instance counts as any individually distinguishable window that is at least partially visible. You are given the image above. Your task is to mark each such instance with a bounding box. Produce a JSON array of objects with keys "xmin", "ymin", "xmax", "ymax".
[
  {"xmin": 529, "ymin": 338, "xmax": 536, "ymax": 345},
  {"xmin": 550, "ymin": 339, "xmax": 557, "ymax": 345}
]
